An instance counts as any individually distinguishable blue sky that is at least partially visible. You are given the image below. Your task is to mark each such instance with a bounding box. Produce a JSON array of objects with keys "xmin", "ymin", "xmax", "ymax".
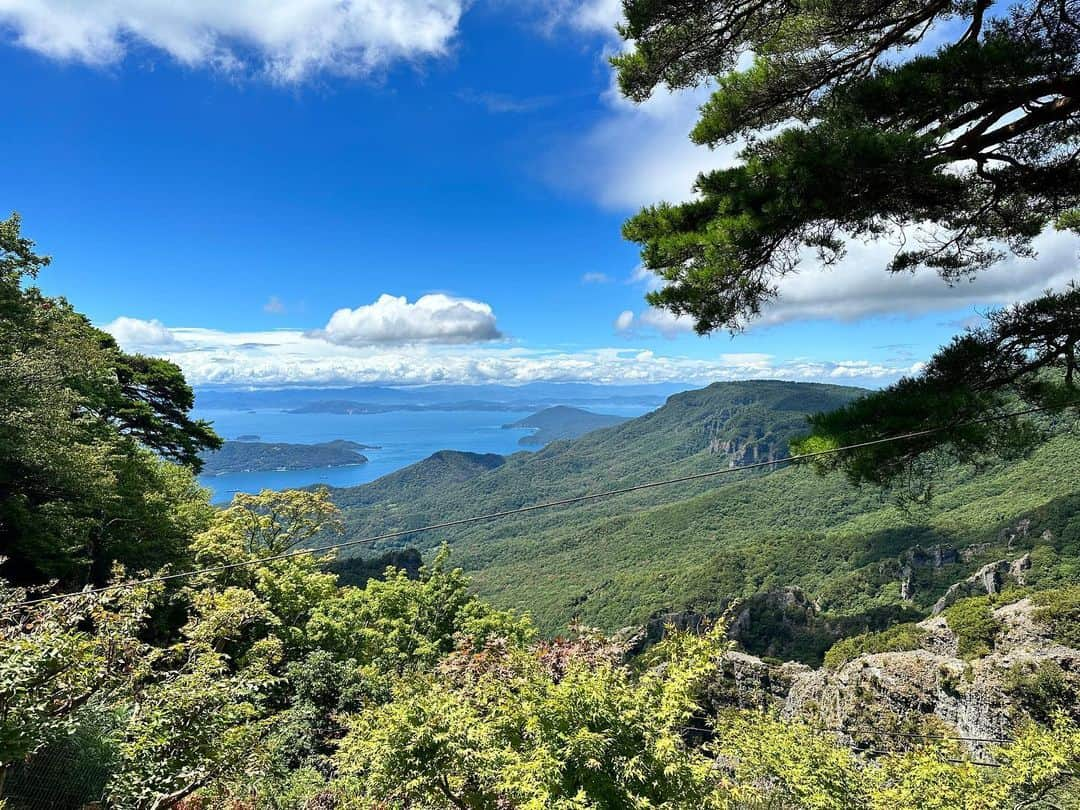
[{"xmin": 2, "ymin": 0, "xmax": 1075, "ymax": 389}]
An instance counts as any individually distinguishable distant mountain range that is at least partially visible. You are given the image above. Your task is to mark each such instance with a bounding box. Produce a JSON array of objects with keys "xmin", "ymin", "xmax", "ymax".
[
  {"xmin": 503, "ymin": 405, "xmax": 629, "ymax": 446},
  {"xmin": 200, "ymin": 439, "xmax": 377, "ymax": 475},
  {"xmin": 288, "ymin": 400, "xmax": 522, "ymax": 415},
  {"xmin": 323, "ymin": 380, "xmax": 1080, "ymax": 664},
  {"xmin": 193, "ymin": 382, "xmax": 687, "ymax": 412}
]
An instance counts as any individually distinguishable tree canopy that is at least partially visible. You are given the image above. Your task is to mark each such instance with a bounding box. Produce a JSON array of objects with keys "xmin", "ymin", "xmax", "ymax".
[
  {"xmin": 614, "ymin": 0, "xmax": 1079, "ymax": 480},
  {"xmin": 0, "ymin": 213, "xmax": 221, "ymax": 586}
]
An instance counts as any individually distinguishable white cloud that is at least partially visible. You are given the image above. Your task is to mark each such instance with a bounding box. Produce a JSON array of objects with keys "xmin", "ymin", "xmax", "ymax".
[
  {"xmin": 761, "ymin": 228, "xmax": 1079, "ymax": 326},
  {"xmin": 618, "ymin": 229, "xmax": 1079, "ymax": 329},
  {"xmin": 582, "ymin": 272, "xmax": 611, "ymax": 284},
  {"xmin": 520, "ymin": 0, "xmax": 622, "ymax": 35},
  {"xmin": 103, "ymin": 316, "xmax": 179, "ymax": 349},
  {"xmin": 318, "ymin": 293, "xmax": 502, "ymax": 346},
  {"xmin": 627, "ymin": 265, "xmax": 663, "ymax": 291},
  {"xmin": 565, "ymin": 0, "xmax": 621, "ymax": 32},
  {"xmin": 118, "ymin": 323, "xmax": 918, "ymax": 389},
  {"xmin": 555, "ymin": 81, "xmax": 742, "ymax": 210},
  {"xmin": 615, "ymin": 307, "xmax": 696, "ymax": 337},
  {"xmin": 0, "ymin": 0, "xmax": 463, "ymax": 82},
  {"xmin": 263, "ymin": 296, "xmax": 286, "ymax": 314}
]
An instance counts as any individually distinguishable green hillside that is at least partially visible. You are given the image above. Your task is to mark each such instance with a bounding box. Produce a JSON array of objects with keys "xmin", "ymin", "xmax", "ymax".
[
  {"xmin": 329, "ymin": 380, "xmax": 1080, "ymax": 644},
  {"xmin": 504, "ymin": 405, "xmax": 629, "ymax": 445}
]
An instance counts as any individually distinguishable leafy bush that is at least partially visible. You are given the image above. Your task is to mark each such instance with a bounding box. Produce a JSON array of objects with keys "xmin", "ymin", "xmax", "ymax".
[
  {"xmin": 1031, "ymin": 585, "xmax": 1080, "ymax": 648},
  {"xmin": 824, "ymin": 623, "xmax": 927, "ymax": 669},
  {"xmin": 943, "ymin": 596, "xmax": 1001, "ymax": 659},
  {"xmin": 1005, "ymin": 661, "xmax": 1080, "ymax": 723}
]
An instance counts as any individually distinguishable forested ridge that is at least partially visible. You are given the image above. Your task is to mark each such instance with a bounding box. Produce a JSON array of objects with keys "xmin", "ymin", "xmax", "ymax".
[
  {"xmin": 328, "ymin": 383, "xmax": 1080, "ymax": 645},
  {"xmin": 200, "ymin": 440, "xmax": 372, "ymax": 476}
]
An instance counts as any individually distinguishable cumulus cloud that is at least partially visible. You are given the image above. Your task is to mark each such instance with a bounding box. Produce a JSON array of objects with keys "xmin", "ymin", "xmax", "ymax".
[
  {"xmin": 120, "ymin": 323, "xmax": 919, "ymax": 389},
  {"xmin": 263, "ymin": 296, "xmax": 286, "ymax": 314},
  {"xmin": 103, "ymin": 316, "xmax": 179, "ymax": 349},
  {"xmin": 0, "ymin": 0, "xmax": 463, "ymax": 82},
  {"xmin": 318, "ymin": 293, "xmax": 502, "ymax": 346}
]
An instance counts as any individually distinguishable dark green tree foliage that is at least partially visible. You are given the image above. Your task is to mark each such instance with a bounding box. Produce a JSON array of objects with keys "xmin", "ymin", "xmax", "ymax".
[
  {"xmin": 793, "ymin": 285, "xmax": 1080, "ymax": 485},
  {"xmin": 328, "ymin": 548, "xmax": 423, "ymax": 588},
  {"xmin": 0, "ymin": 214, "xmax": 221, "ymax": 586},
  {"xmin": 614, "ymin": 0, "xmax": 1079, "ymax": 479}
]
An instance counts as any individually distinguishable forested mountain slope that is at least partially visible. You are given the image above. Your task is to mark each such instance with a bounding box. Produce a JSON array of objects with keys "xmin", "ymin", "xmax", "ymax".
[
  {"xmin": 329, "ymin": 381, "xmax": 1080, "ymax": 645},
  {"xmin": 504, "ymin": 405, "xmax": 629, "ymax": 446}
]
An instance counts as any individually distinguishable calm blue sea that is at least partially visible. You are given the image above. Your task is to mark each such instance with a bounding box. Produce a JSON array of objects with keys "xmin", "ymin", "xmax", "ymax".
[{"xmin": 194, "ymin": 403, "xmax": 653, "ymax": 503}]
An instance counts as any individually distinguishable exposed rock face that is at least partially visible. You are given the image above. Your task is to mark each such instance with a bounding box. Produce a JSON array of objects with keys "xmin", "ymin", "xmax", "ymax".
[
  {"xmin": 705, "ymin": 651, "xmax": 811, "ymax": 710},
  {"xmin": 897, "ymin": 544, "xmax": 960, "ymax": 601},
  {"xmin": 704, "ymin": 597, "xmax": 1080, "ymax": 753},
  {"xmin": 930, "ymin": 552, "xmax": 1031, "ymax": 614},
  {"xmin": 1009, "ymin": 553, "xmax": 1033, "ymax": 585}
]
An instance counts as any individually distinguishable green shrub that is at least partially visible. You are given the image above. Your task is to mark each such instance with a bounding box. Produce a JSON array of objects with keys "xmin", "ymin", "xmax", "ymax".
[
  {"xmin": 1031, "ymin": 585, "xmax": 1080, "ymax": 647},
  {"xmin": 823, "ymin": 622, "xmax": 927, "ymax": 669},
  {"xmin": 1005, "ymin": 660, "xmax": 1080, "ymax": 723},
  {"xmin": 942, "ymin": 596, "xmax": 1001, "ymax": 659}
]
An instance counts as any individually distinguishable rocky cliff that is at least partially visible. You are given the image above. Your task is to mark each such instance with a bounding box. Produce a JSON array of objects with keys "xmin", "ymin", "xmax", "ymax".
[{"xmin": 703, "ymin": 593, "xmax": 1080, "ymax": 755}]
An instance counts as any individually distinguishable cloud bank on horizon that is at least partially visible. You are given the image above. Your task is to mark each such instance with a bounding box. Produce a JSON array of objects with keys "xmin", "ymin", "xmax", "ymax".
[{"xmin": 101, "ymin": 315, "xmax": 923, "ymax": 389}]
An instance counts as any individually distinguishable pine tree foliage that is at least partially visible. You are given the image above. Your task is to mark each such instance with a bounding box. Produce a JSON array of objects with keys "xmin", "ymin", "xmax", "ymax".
[{"xmin": 613, "ymin": 0, "xmax": 1080, "ymax": 480}]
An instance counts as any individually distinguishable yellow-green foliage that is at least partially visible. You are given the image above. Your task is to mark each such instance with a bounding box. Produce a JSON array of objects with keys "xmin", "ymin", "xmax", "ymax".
[
  {"xmin": 711, "ymin": 713, "xmax": 1080, "ymax": 810},
  {"xmin": 823, "ymin": 622, "xmax": 927, "ymax": 669},
  {"xmin": 334, "ymin": 623, "xmax": 731, "ymax": 809},
  {"xmin": 5, "ymin": 514, "xmax": 1080, "ymax": 809},
  {"xmin": 1032, "ymin": 585, "xmax": 1080, "ymax": 647},
  {"xmin": 943, "ymin": 596, "xmax": 1002, "ymax": 659}
]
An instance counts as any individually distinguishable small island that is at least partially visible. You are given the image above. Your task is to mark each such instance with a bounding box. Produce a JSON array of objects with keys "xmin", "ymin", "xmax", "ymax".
[
  {"xmin": 234, "ymin": 434, "xmax": 261, "ymax": 442},
  {"xmin": 504, "ymin": 406, "xmax": 628, "ymax": 446},
  {"xmin": 200, "ymin": 439, "xmax": 379, "ymax": 475}
]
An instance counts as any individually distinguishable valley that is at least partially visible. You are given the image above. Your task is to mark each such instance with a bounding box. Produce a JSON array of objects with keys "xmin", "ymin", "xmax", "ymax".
[{"xmin": 326, "ymin": 380, "xmax": 1080, "ymax": 661}]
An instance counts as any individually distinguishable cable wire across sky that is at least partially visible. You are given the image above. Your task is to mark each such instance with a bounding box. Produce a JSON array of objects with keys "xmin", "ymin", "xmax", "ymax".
[{"xmin": 13, "ymin": 400, "xmax": 1076, "ymax": 608}]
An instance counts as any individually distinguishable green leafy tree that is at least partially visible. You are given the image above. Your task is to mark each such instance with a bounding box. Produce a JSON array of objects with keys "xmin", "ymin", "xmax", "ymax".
[
  {"xmin": 107, "ymin": 595, "xmax": 284, "ymax": 810},
  {"xmin": 613, "ymin": 0, "xmax": 1079, "ymax": 480},
  {"xmin": 106, "ymin": 490, "xmax": 345, "ymax": 809},
  {"xmin": 0, "ymin": 570, "xmax": 160, "ymax": 799},
  {"xmin": 0, "ymin": 213, "xmax": 220, "ymax": 586},
  {"xmin": 333, "ymin": 621, "xmax": 731, "ymax": 809}
]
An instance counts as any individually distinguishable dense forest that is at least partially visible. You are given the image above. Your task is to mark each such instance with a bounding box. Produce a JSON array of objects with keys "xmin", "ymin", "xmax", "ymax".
[
  {"xmin": 327, "ymin": 381, "xmax": 1080, "ymax": 652},
  {"xmin": 200, "ymin": 440, "xmax": 373, "ymax": 476}
]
